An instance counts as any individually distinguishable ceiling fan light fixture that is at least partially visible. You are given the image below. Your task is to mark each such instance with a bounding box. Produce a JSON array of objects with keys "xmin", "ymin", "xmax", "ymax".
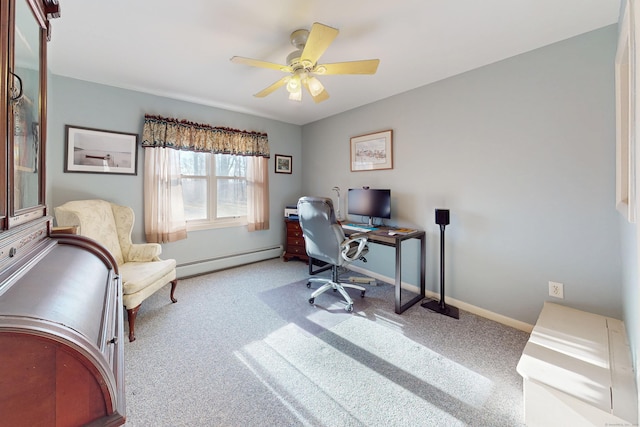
[
  {"xmin": 306, "ymin": 76, "xmax": 325, "ymax": 97},
  {"xmin": 289, "ymin": 89, "xmax": 302, "ymax": 101},
  {"xmin": 286, "ymin": 74, "xmax": 301, "ymax": 93},
  {"xmin": 232, "ymin": 22, "xmax": 380, "ymax": 104}
]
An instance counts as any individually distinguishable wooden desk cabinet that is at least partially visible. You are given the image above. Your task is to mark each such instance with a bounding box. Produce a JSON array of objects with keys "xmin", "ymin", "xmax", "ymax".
[
  {"xmin": 283, "ymin": 218, "xmax": 308, "ymax": 262},
  {"xmin": 0, "ymin": 234, "xmax": 126, "ymax": 426}
]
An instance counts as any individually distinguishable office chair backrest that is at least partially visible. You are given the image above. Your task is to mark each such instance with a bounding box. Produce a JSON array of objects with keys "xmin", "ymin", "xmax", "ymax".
[{"xmin": 297, "ymin": 196, "xmax": 346, "ymax": 266}]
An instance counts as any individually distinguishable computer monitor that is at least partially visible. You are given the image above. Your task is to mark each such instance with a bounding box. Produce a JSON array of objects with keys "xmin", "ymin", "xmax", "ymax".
[{"xmin": 347, "ymin": 188, "xmax": 391, "ymax": 226}]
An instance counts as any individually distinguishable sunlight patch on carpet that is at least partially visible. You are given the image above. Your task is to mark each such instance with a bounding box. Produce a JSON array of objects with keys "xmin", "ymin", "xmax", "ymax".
[
  {"xmin": 258, "ymin": 279, "xmax": 389, "ymax": 337},
  {"xmin": 235, "ymin": 318, "xmax": 495, "ymax": 426},
  {"xmin": 330, "ymin": 316, "xmax": 494, "ymax": 409}
]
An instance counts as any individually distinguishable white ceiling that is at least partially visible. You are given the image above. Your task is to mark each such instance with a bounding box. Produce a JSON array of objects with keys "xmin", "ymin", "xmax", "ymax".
[{"xmin": 47, "ymin": 0, "xmax": 621, "ymax": 126}]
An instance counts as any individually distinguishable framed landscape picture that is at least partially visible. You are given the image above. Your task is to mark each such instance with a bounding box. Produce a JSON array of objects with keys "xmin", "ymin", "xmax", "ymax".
[
  {"xmin": 275, "ymin": 154, "xmax": 292, "ymax": 174},
  {"xmin": 65, "ymin": 125, "xmax": 138, "ymax": 175},
  {"xmin": 350, "ymin": 129, "xmax": 393, "ymax": 172}
]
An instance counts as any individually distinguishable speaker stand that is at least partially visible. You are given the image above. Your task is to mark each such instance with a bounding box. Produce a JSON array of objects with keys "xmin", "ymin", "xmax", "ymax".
[{"xmin": 422, "ymin": 224, "xmax": 459, "ymax": 319}]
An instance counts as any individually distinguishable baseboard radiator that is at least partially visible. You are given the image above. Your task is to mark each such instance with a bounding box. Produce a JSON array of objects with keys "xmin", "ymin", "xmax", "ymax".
[{"xmin": 176, "ymin": 245, "xmax": 283, "ymax": 279}]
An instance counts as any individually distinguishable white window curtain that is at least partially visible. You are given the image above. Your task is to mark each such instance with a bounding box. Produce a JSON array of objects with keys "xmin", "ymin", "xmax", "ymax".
[
  {"xmin": 142, "ymin": 115, "xmax": 270, "ymax": 238},
  {"xmin": 247, "ymin": 155, "xmax": 269, "ymax": 231},
  {"xmin": 143, "ymin": 147, "xmax": 188, "ymax": 243}
]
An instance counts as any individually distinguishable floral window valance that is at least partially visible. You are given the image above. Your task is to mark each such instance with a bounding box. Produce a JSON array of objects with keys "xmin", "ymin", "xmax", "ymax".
[{"xmin": 142, "ymin": 114, "xmax": 270, "ymax": 158}]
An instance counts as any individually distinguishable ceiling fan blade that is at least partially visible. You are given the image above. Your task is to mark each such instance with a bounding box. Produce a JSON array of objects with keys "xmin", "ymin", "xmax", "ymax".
[
  {"xmin": 300, "ymin": 22, "xmax": 339, "ymax": 66},
  {"xmin": 303, "ymin": 80, "xmax": 329, "ymax": 103},
  {"xmin": 231, "ymin": 56, "xmax": 291, "ymax": 73},
  {"xmin": 254, "ymin": 76, "xmax": 289, "ymax": 98},
  {"xmin": 316, "ymin": 59, "xmax": 380, "ymax": 75}
]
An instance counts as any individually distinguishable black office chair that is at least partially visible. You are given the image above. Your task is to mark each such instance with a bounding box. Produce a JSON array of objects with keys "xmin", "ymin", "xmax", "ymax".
[{"xmin": 297, "ymin": 196, "xmax": 369, "ymax": 312}]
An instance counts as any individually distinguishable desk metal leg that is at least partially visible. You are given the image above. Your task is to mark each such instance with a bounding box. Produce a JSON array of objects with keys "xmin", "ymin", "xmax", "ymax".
[
  {"xmin": 395, "ymin": 233, "xmax": 426, "ymax": 314},
  {"xmin": 308, "ymin": 257, "xmax": 332, "ymax": 275}
]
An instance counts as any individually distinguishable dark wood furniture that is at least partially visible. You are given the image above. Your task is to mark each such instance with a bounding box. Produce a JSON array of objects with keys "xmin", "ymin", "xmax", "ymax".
[
  {"xmin": 283, "ymin": 218, "xmax": 308, "ymax": 262},
  {"xmin": 0, "ymin": 1, "xmax": 126, "ymax": 425},
  {"xmin": 0, "ymin": 235, "xmax": 126, "ymax": 426}
]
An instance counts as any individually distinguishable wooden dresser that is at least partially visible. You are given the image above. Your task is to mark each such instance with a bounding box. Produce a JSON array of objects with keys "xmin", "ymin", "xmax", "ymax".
[
  {"xmin": 283, "ymin": 218, "xmax": 308, "ymax": 262},
  {"xmin": 0, "ymin": 1, "xmax": 126, "ymax": 425}
]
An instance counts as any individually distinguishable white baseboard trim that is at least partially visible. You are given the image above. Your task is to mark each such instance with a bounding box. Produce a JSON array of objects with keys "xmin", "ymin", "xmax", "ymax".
[
  {"xmin": 347, "ymin": 264, "xmax": 534, "ymax": 333},
  {"xmin": 177, "ymin": 245, "xmax": 283, "ymax": 279}
]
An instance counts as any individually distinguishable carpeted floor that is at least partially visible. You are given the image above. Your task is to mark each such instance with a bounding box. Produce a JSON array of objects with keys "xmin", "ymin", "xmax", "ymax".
[{"xmin": 123, "ymin": 258, "xmax": 529, "ymax": 426}]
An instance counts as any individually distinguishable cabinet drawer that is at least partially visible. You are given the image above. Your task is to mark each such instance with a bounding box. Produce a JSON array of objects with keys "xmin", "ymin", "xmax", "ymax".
[
  {"xmin": 286, "ymin": 245, "xmax": 306, "ymax": 255},
  {"xmin": 287, "ymin": 222, "xmax": 302, "ymax": 236},
  {"xmin": 287, "ymin": 227, "xmax": 303, "ymax": 238},
  {"xmin": 287, "ymin": 236, "xmax": 305, "ymax": 247}
]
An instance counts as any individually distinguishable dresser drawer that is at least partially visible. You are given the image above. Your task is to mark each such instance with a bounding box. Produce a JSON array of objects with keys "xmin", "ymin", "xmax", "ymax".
[
  {"xmin": 287, "ymin": 236, "xmax": 305, "ymax": 247},
  {"xmin": 286, "ymin": 245, "xmax": 306, "ymax": 255},
  {"xmin": 286, "ymin": 222, "xmax": 303, "ymax": 236}
]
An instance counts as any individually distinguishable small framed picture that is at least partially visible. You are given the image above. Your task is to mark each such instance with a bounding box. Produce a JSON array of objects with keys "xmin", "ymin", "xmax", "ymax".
[
  {"xmin": 65, "ymin": 125, "xmax": 138, "ymax": 175},
  {"xmin": 275, "ymin": 154, "xmax": 292, "ymax": 174},
  {"xmin": 350, "ymin": 129, "xmax": 393, "ymax": 172}
]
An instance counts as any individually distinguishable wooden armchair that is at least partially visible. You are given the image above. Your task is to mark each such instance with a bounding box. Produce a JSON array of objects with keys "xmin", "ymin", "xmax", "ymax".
[{"xmin": 54, "ymin": 199, "xmax": 177, "ymax": 342}]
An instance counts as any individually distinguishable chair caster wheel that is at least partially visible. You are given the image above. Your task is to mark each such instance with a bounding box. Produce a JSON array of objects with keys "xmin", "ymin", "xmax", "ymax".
[
  {"xmin": 361, "ymin": 291, "xmax": 366, "ymax": 297},
  {"xmin": 345, "ymin": 304, "xmax": 353, "ymax": 312},
  {"xmin": 306, "ymin": 282, "xmax": 311, "ymax": 288},
  {"xmin": 309, "ymin": 298, "xmax": 315, "ymax": 305}
]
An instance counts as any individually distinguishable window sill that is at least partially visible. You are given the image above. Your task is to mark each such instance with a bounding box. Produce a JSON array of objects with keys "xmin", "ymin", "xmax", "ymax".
[{"xmin": 187, "ymin": 218, "xmax": 248, "ymax": 232}]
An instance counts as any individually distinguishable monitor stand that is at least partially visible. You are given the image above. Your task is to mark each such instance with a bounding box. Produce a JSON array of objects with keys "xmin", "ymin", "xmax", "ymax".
[{"xmin": 367, "ymin": 216, "xmax": 374, "ymax": 227}]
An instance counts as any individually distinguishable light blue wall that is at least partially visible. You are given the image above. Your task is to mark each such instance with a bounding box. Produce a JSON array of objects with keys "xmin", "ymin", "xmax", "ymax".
[
  {"xmin": 47, "ymin": 76, "xmax": 303, "ymax": 271},
  {"xmin": 302, "ymin": 25, "xmax": 622, "ymax": 327}
]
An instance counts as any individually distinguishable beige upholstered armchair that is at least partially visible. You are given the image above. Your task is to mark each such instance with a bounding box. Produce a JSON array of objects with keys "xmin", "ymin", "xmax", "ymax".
[{"xmin": 54, "ymin": 199, "xmax": 177, "ymax": 342}]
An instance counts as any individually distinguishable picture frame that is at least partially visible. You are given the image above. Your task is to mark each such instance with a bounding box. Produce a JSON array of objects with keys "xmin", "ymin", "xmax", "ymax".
[
  {"xmin": 275, "ymin": 154, "xmax": 292, "ymax": 174},
  {"xmin": 65, "ymin": 125, "xmax": 138, "ymax": 175},
  {"xmin": 350, "ymin": 129, "xmax": 393, "ymax": 172}
]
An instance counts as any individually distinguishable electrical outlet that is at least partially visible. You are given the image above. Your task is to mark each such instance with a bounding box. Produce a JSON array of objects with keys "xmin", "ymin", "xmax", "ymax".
[{"xmin": 548, "ymin": 281, "xmax": 564, "ymax": 299}]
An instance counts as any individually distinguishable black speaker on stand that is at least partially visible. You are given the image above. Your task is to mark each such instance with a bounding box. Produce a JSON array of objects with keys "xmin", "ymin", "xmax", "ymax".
[{"xmin": 421, "ymin": 209, "xmax": 459, "ymax": 319}]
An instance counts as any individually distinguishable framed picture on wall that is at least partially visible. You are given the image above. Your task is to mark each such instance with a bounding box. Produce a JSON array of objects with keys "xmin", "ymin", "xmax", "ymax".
[
  {"xmin": 350, "ymin": 129, "xmax": 393, "ymax": 172},
  {"xmin": 275, "ymin": 154, "xmax": 292, "ymax": 174},
  {"xmin": 64, "ymin": 125, "xmax": 138, "ymax": 175}
]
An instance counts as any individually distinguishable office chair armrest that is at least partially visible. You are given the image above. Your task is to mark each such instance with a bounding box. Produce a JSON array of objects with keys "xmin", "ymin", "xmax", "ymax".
[{"xmin": 341, "ymin": 234, "xmax": 368, "ymax": 262}]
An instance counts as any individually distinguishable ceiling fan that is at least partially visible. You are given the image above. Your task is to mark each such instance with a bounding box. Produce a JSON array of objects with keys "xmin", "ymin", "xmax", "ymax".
[{"xmin": 231, "ymin": 22, "xmax": 380, "ymax": 103}]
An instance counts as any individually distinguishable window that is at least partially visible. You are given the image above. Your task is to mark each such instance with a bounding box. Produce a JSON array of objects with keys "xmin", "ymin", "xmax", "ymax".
[{"xmin": 180, "ymin": 152, "xmax": 247, "ymax": 230}]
